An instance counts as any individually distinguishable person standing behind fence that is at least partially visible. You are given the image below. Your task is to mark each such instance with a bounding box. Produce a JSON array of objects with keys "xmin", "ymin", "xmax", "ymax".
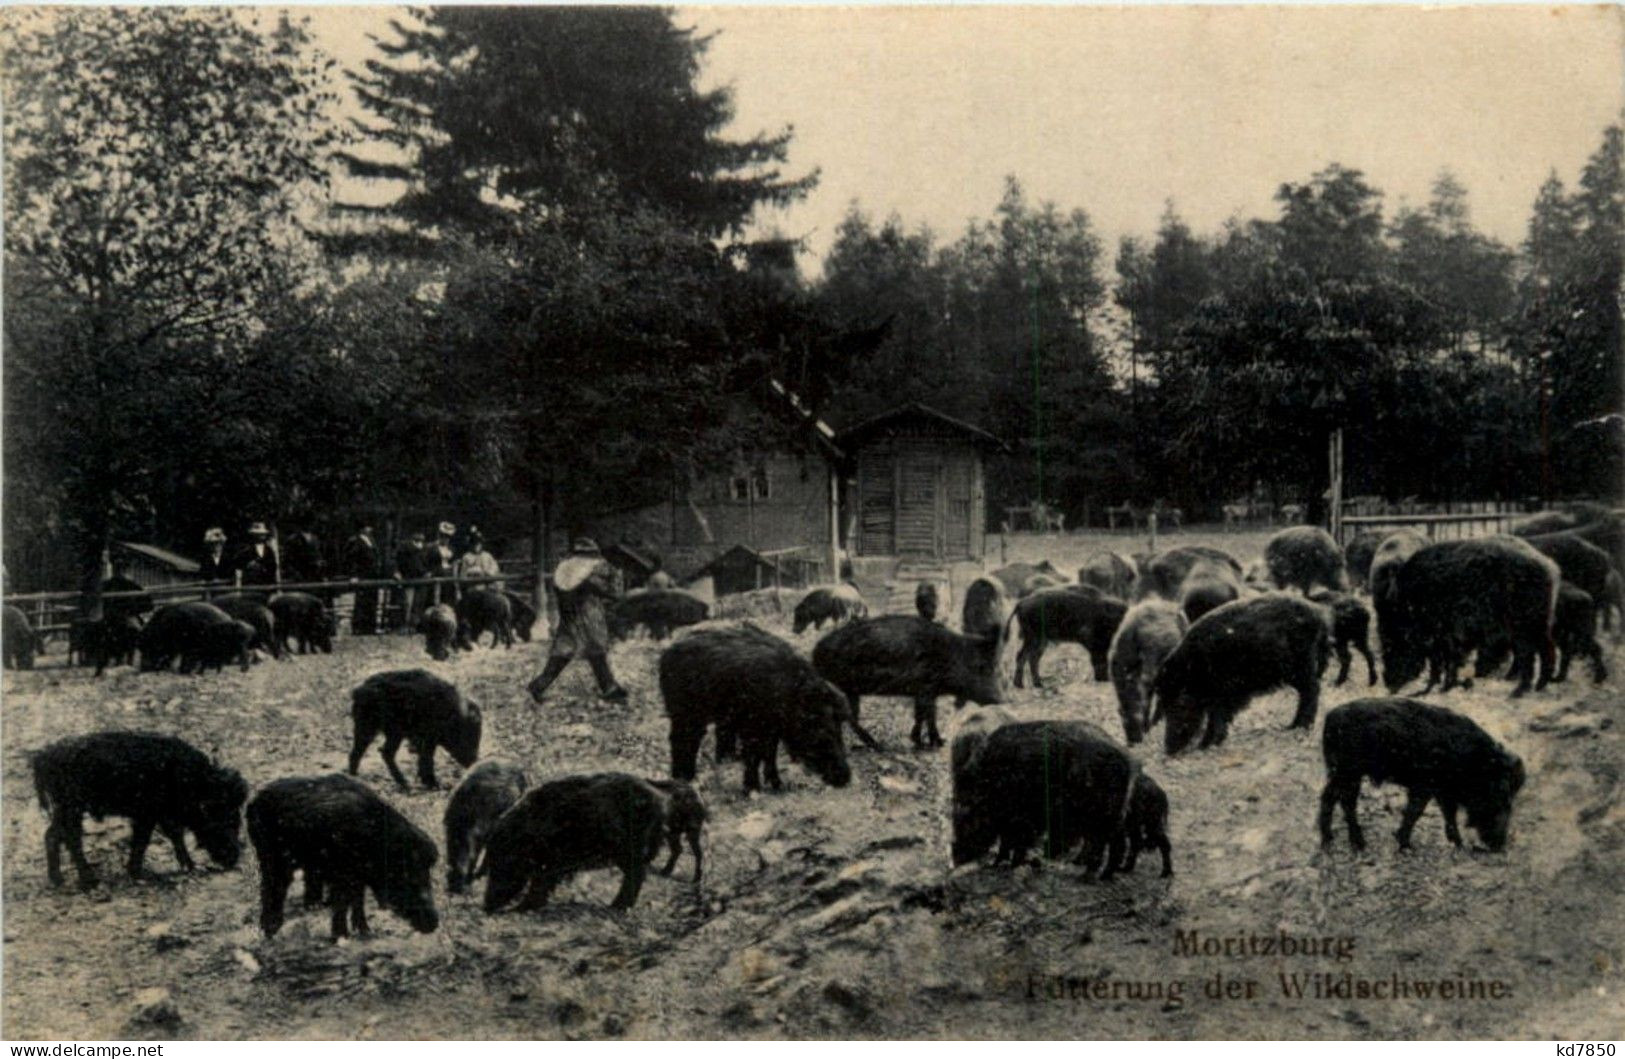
[
  {"xmin": 426, "ymin": 521, "xmax": 456, "ymax": 606},
  {"xmin": 454, "ymin": 527, "xmax": 500, "ymax": 586},
  {"xmin": 526, "ymin": 537, "xmax": 627, "ymax": 704},
  {"xmin": 234, "ymin": 522, "xmax": 278, "ymax": 587},
  {"xmin": 394, "ymin": 531, "xmax": 427, "ymax": 632},
  {"xmin": 344, "ymin": 524, "xmax": 381, "ymax": 635},
  {"xmin": 199, "ymin": 527, "xmax": 231, "ymax": 583}
]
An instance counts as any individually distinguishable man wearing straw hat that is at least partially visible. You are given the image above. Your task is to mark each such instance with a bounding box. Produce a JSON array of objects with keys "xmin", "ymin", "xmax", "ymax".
[
  {"xmin": 234, "ymin": 522, "xmax": 278, "ymax": 587},
  {"xmin": 527, "ymin": 537, "xmax": 627, "ymax": 704},
  {"xmin": 199, "ymin": 527, "xmax": 231, "ymax": 583}
]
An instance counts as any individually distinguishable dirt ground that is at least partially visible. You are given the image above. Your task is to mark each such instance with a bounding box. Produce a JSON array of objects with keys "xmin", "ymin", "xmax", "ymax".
[{"xmin": 4, "ymin": 527, "xmax": 1622, "ymax": 1041}]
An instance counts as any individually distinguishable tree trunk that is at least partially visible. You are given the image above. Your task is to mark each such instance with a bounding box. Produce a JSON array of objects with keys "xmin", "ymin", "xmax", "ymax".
[{"xmin": 530, "ymin": 476, "xmax": 546, "ymax": 621}]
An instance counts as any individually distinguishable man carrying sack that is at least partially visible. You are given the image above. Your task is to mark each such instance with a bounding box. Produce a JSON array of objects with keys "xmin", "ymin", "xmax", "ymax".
[{"xmin": 526, "ymin": 537, "xmax": 627, "ymax": 704}]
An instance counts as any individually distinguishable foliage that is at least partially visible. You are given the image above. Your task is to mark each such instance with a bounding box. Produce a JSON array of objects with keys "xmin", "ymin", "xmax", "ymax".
[
  {"xmin": 816, "ymin": 179, "xmax": 1118, "ymax": 518},
  {"xmin": 335, "ymin": 7, "xmax": 814, "ymax": 244},
  {"xmin": 2, "ymin": 8, "xmax": 338, "ymax": 588}
]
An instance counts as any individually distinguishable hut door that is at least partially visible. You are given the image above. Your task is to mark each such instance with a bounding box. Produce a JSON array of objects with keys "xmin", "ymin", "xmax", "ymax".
[
  {"xmin": 858, "ymin": 449, "xmax": 896, "ymax": 556},
  {"xmin": 944, "ymin": 458, "xmax": 973, "ymax": 558},
  {"xmin": 896, "ymin": 450, "xmax": 940, "ymax": 558}
]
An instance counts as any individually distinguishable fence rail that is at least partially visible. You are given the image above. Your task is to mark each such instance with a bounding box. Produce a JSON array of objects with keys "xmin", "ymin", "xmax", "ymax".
[
  {"xmin": 4, "ymin": 573, "xmax": 541, "ymax": 647},
  {"xmin": 1338, "ymin": 512, "xmax": 1520, "ymax": 545}
]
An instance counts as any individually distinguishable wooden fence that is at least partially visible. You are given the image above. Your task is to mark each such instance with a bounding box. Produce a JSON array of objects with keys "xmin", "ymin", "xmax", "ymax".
[
  {"xmin": 1337, "ymin": 511, "xmax": 1522, "ymax": 546},
  {"xmin": 4, "ymin": 572, "xmax": 540, "ymax": 652}
]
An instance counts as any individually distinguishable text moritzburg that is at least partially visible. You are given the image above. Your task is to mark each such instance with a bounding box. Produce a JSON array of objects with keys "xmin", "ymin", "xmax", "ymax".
[{"xmin": 1174, "ymin": 929, "xmax": 1357, "ymax": 963}]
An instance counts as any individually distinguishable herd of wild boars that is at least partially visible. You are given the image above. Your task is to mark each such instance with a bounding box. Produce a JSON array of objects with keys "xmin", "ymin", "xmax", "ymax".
[{"xmin": 15, "ymin": 506, "xmax": 1618, "ymax": 950}]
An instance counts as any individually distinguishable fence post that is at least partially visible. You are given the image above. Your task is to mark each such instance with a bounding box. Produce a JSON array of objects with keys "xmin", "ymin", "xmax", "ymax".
[{"xmin": 1147, "ymin": 512, "xmax": 1158, "ymax": 555}]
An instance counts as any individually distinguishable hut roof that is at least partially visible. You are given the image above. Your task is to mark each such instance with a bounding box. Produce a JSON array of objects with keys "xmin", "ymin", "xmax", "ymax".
[
  {"xmin": 112, "ymin": 541, "xmax": 200, "ymax": 574},
  {"xmin": 682, "ymin": 544, "xmax": 776, "ymax": 583},
  {"xmin": 602, "ymin": 542, "xmax": 656, "ymax": 575},
  {"xmin": 835, "ymin": 401, "xmax": 1006, "ymax": 451}
]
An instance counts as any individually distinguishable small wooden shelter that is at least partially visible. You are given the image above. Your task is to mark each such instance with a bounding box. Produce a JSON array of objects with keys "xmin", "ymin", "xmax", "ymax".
[
  {"xmin": 837, "ymin": 403, "xmax": 1003, "ymax": 561},
  {"xmin": 110, "ymin": 541, "xmax": 201, "ymax": 588}
]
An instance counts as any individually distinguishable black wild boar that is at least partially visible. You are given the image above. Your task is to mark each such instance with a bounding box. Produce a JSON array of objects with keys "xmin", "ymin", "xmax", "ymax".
[
  {"xmin": 1510, "ymin": 510, "xmax": 1581, "ymax": 537},
  {"xmin": 1078, "ymin": 551, "xmax": 1136, "ymax": 600},
  {"xmin": 248, "ymin": 773, "xmax": 439, "ymax": 939},
  {"xmin": 72, "ymin": 615, "xmax": 142, "ymax": 674},
  {"xmin": 791, "ymin": 584, "xmax": 867, "ymax": 634},
  {"xmin": 138, "ymin": 601, "xmax": 238, "ymax": 672},
  {"xmin": 1178, "ymin": 560, "xmax": 1243, "ymax": 624},
  {"xmin": 1479, "ymin": 583, "xmax": 1607, "ymax": 685},
  {"xmin": 1108, "ymin": 772, "xmax": 1173, "ymax": 878},
  {"xmin": 915, "ymin": 582, "xmax": 941, "ymax": 622},
  {"xmin": 444, "ymin": 759, "xmax": 530, "ymax": 894},
  {"xmin": 989, "ymin": 561, "xmax": 1067, "ymax": 599},
  {"xmin": 456, "ymin": 588, "xmax": 516, "ymax": 648},
  {"xmin": 813, "ymin": 614, "xmax": 1004, "ymax": 749},
  {"xmin": 1108, "ymin": 600, "xmax": 1188, "ymax": 745},
  {"xmin": 1154, "ymin": 594, "xmax": 1330, "ymax": 754},
  {"xmin": 1522, "ymin": 532, "xmax": 1622, "ymax": 631},
  {"xmin": 608, "ymin": 589, "xmax": 709, "ymax": 641},
  {"xmin": 180, "ymin": 619, "xmax": 255, "ymax": 674},
  {"xmin": 503, "ymin": 590, "xmax": 539, "ymax": 642},
  {"xmin": 1369, "ymin": 530, "xmax": 1427, "ymax": 655},
  {"xmin": 661, "ymin": 624, "xmax": 853, "ymax": 794},
  {"xmin": 1550, "ymin": 584, "xmax": 1608, "ymax": 684},
  {"xmin": 947, "ymin": 704, "xmax": 1020, "ymax": 792},
  {"xmin": 642, "ymin": 778, "xmax": 707, "ymax": 882},
  {"xmin": 1008, "ymin": 586, "xmax": 1126, "ymax": 687},
  {"xmin": 1342, "ymin": 531, "xmax": 1388, "ymax": 593},
  {"xmin": 4, "ymin": 603, "xmax": 39, "ymax": 670},
  {"xmin": 209, "ymin": 594, "xmax": 281, "ymax": 659},
  {"xmin": 1378, "ymin": 537, "xmax": 1558, "ymax": 697},
  {"xmin": 481, "ymin": 772, "xmax": 690, "ymax": 912},
  {"xmin": 418, "ymin": 603, "xmax": 466, "ymax": 661},
  {"xmin": 1132, "ymin": 547, "xmax": 1243, "ymax": 602},
  {"xmin": 1306, "ymin": 588, "xmax": 1377, "ymax": 686},
  {"xmin": 951, "ymin": 720, "xmax": 1140, "ymax": 880},
  {"xmin": 958, "ymin": 577, "xmax": 1009, "ymax": 660},
  {"xmin": 31, "ymin": 731, "xmax": 248, "ymax": 889},
  {"xmin": 1566, "ymin": 516, "xmax": 1625, "ymax": 573},
  {"xmin": 349, "ymin": 669, "xmax": 483, "ymax": 790},
  {"xmin": 1318, "ymin": 697, "xmax": 1525, "ymax": 852},
  {"xmin": 268, "ymin": 592, "xmax": 335, "ymax": 655},
  {"xmin": 1263, "ymin": 526, "xmax": 1348, "ymax": 594}
]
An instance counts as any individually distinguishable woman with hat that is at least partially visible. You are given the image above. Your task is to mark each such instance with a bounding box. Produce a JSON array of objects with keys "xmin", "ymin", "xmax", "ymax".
[
  {"xmin": 527, "ymin": 537, "xmax": 627, "ymax": 704},
  {"xmin": 426, "ymin": 521, "xmax": 456, "ymax": 606},
  {"xmin": 454, "ymin": 527, "xmax": 500, "ymax": 583},
  {"xmin": 199, "ymin": 527, "xmax": 231, "ymax": 583},
  {"xmin": 233, "ymin": 522, "xmax": 278, "ymax": 587}
]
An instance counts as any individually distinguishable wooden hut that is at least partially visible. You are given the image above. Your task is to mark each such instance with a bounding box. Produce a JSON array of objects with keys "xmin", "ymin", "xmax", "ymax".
[
  {"xmin": 681, "ymin": 544, "xmax": 820, "ymax": 597},
  {"xmin": 837, "ymin": 403, "xmax": 1003, "ymax": 561},
  {"xmin": 110, "ymin": 541, "xmax": 201, "ymax": 588}
]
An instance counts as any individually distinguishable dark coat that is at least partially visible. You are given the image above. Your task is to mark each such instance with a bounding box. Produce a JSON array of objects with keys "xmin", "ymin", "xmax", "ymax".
[
  {"xmin": 395, "ymin": 543, "xmax": 427, "ymax": 579},
  {"xmin": 343, "ymin": 535, "xmax": 380, "ymax": 579},
  {"xmin": 234, "ymin": 543, "xmax": 279, "ymax": 587},
  {"xmin": 425, "ymin": 542, "xmax": 454, "ymax": 577},
  {"xmin": 199, "ymin": 548, "xmax": 232, "ymax": 583}
]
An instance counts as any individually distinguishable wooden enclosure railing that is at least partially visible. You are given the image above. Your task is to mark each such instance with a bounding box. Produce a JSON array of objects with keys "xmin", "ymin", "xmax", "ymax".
[
  {"xmin": 1337, "ymin": 512, "xmax": 1521, "ymax": 546},
  {"xmin": 4, "ymin": 573, "xmax": 540, "ymax": 648}
]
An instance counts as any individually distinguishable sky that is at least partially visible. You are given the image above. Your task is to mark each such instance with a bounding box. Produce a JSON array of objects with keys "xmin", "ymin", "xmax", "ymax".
[{"xmin": 303, "ymin": 4, "xmax": 1624, "ymax": 272}]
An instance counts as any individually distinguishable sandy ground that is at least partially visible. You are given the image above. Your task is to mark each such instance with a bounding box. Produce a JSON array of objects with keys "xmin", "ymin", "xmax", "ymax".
[{"xmin": 3, "ymin": 527, "xmax": 1622, "ymax": 1041}]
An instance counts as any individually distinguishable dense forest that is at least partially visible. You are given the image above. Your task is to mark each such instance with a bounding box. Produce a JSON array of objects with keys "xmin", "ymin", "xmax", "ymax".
[{"xmin": 3, "ymin": 7, "xmax": 1620, "ymax": 591}]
